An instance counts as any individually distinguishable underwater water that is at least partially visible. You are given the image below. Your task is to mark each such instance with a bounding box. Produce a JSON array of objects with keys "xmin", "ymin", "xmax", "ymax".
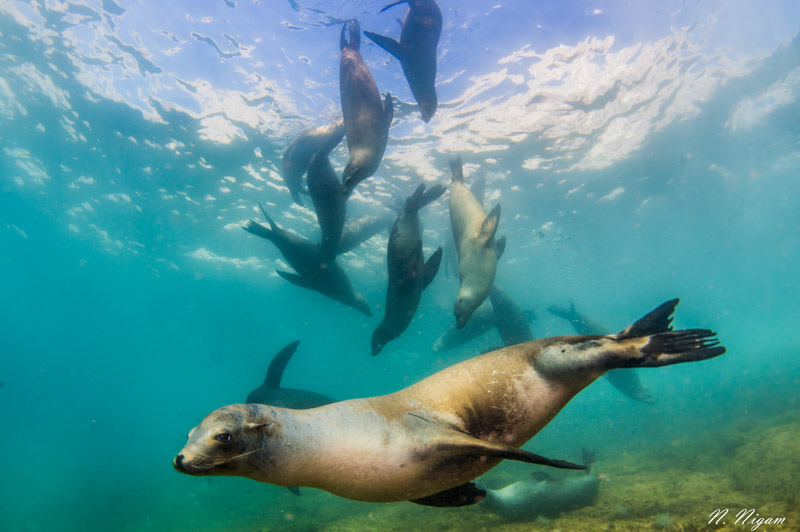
[{"xmin": 1, "ymin": 0, "xmax": 799, "ymax": 530}]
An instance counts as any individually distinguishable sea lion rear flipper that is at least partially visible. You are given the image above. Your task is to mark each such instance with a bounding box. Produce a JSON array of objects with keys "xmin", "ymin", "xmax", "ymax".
[
  {"xmin": 276, "ymin": 270, "xmax": 314, "ymax": 290},
  {"xmin": 423, "ymin": 247, "xmax": 443, "ymax": 289},
  {"xmin": 258, "ymin": 202, "xmax": 278, "ymax": 231},
  {"xmin": 616, "ymin": 298, "xmax": 678, "ymax": 338},
  {"xmin": 495, "ymin": 235, "xmax": 506, "ymax": 259},
  {"xmin": 410, "ymin": 482, "xmax": 486, "ymax": 507},
  {"xmin": 265, "ymin": 340, "xmax": 301, "ymax": 389},
  {"xmin": 449, "ymin": 155, "xmax": 464, "ymax": 183},
  {"xmin": 364, "ymin": 31, "xmax": 402, "ymax": 61},
  {"xmin": 479, "ymin": 204, "xmax": 501, "ymax": 245},
  {"xmin": 287, "ymin": 486, "xmax": 301, "ymax": 496}
]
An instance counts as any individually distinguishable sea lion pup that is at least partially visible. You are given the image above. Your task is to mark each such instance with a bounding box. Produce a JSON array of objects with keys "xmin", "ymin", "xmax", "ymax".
[
  {"xmin": 477, "ymin": 450, "xmax": 601, "ymax": 520},
  {"xmin": 340, "ymin": 18, "xmax": 394, "ymax": 195},
  {"xmin": 281, "ymin": 120, "xmax": 345, "ymax": 206},
  {"xmin": 243, "ymin": 204, "xmax": 372, "ymax": 316},
  {"xmin": 549, "ymin": 303, "xmax": 654, "ymax": 404},
  {"xmin": 175, "ymin": 299, "xmax": 724, "ymax": 506},
  {"xmin": 364, "ymin": 0, "xmax": 442, "ymax": 122},
  {"xmin": 246, "ymin": 340, "xmax": 335, "ymax": 409},
  {"xmin": 372, "ymin": 183, "xmax": 445, "ymax": 356},
  {"xmin": 449, "ymin": 155, "xmax": 503, "ymax": 329},
  {"xmin": 307, "ymin": 152, "xmax": 346, "ymax": 263},
  {"xmin": 336, "ymin": 213, "xmax": 394, "ymax": 255}
]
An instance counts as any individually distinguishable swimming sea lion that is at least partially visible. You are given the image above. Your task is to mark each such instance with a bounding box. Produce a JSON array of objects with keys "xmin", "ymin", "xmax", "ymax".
[
  {"xmin": 478, "ymin": 450, "xmax": 600, "ymax": 520},
  {"xmin": 307, "ymin": 152, "xmax": 346, "ymax": 263},
  {"xmin": 281, "ymin": 120, "xmax": 345, "ymax": 206},
  {"xmin": 340, "ymin": 19, "xmax": 394, "ymax": 195},
  {"xmin": 549, "ymin": 302, "xmax": 654, "ymax": 404},
  {"xmin": 432, "ymin": 301, "xmax": 496, "ymax": 353},
  {"xmin": 489, "ymin": 285, "xmax": 534, "ymax": 347},
  {"xmin": 243, "ymin": 204, "xmax": 371, "ymax": 316},
  {"xmin": 246, "ymin": 340, "xmax": 335, "ymax": 409},
  {"xmin": 449, "ymin": 155, "xmax": 502, "ymax": 328},
  {"xmin": 364, "ymin": 0, "xmax": 442, "ymax": 122},
  {"xmin": 175, "ymin": 299, "xmax": 724, "ymax": 506},
  {"xmin": 337, "ymin": 213, "xmax": 394, "ymax": 255},
  {"xmin": 372, "ymin": 183, "xmax": 445, "ymax": 356}
]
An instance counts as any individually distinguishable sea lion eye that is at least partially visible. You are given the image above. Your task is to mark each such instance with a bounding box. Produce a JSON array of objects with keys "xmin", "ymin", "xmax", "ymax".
[{"xmin": 215, "ymin": 433, "xmax": 232, "ymax": 443}]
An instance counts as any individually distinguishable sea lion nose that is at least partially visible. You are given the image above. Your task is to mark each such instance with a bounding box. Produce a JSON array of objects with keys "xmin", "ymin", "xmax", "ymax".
[{"xmin": 174, "ymin": 454, "xmax": 185, "ymax": 472}]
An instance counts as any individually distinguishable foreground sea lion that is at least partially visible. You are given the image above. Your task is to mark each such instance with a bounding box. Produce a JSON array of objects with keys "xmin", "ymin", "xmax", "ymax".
[
  {"xmin": 175, "ymin": 299, "xmax": 724, "ymax": 506},
  {"xmin": 449, "ymin": 155, "xmax": 504, "ymax": 328},
  {"xmin": 365, "ymin": 0, "xmax": 442, "ymax": 122},
  {"xmin": 281, "ymin": 120, "xmax": 345, "ymax": 206},
  {"xmin": 340, "ymin": 18, "xmax": 394, "ymax": 195},
  {"xmin": 372, "ymin": 183, "xmax": 445, "ymax": 356}
]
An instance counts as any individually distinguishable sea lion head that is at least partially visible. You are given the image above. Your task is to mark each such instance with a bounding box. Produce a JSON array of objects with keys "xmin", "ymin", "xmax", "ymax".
[
  {"xmin": 454, "ymin": 289, "xmax": 481, "ymax": 329},
  {"xmin": 174, "ymin": 404, "xmax": 280, "ymax": 480}
]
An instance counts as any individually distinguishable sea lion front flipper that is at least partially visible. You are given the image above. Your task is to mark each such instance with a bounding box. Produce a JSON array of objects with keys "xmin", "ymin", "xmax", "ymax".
[
  {"xmin": 410, "ymin": 482, "xmax": 486, "ymax": 507},
  {"xmin": 242, "ymin": 220, "xmax": 273, "ymax": 241},
  {"xmin": 495, "ymin": 235, "xmax": 506, "ymax": 259},
  {"xmin": 379, "ymin": 0, "xmax": 408, "ymax": 14},
  {"xmin": 265, "ymin": 340, "xmax": 301, "ymax": 389},
  {"xmin": 364, "ymin": 30, "xmax": 402, "ymax": 61},
  {"xmin": 276, "ymin": 270, "xmax": 314, "ymax": 290},
  {"xmin": 409, "ymin": 413, "xmax": 584, "ymax": 470},
  {"xmin": 479, "ymin": 204, "xmax": 501, "ymax": 245},
  {"xmin": 423, "ymin": 247, "xmax": 443, "ymax": 289}
]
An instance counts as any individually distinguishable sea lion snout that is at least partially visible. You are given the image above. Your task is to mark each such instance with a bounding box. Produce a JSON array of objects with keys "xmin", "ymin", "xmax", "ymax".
[{"xmin": 173, "ymin": 454, "xmax": 185, "ymax": 472}]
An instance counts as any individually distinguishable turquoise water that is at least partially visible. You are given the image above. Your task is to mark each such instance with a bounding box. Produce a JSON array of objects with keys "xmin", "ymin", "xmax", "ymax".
[{"xmin": 1, "ymin": 1, "xmax": 799, "ymax": 531}]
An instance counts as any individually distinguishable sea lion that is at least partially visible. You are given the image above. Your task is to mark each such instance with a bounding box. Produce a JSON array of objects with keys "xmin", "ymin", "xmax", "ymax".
[
  {"xmin": 337, "ymin": 213, "xmax": 394, "ymax": 255},
  {"xmin": 281, "ymin": 120, "xmax": 345, "ymax": 206},
  {"xmin": 246, "ymin": 340, "xmax": 335, "ymax": 409},
  {"xmin": 340, "ymin": 19, "xmax": 394, "ymax": 195},
  {"xmin": 372, "ymin": 183, "xmax": 445, "ymax": 356},
  {"xmin": 307, "ymin": 152, "xmax": 346, "ymax": 263},
  {"xmin": 364, "ymin": 0, "xmax": 442, "ymax": 122},
  {"xmin": 489, "ymin": 285, "xmax": 535, "ymax": 347},
  {"xmin": 175, "ymin": 299, "xmax": 724, "ymax": 506},
  {"xmin": 478, "ymin": 450, "xmax": 601, "ymax": 520},
  {"xmin": 549, "ymin": 303, "xmax": 654, "ymax": 404},
  {"xmin": 449, "ymin": 155, "xmax": 502, "ymax": 329},
  {"xmin": 243, "ymin": 204, "xmax": 371, "ymax": 316}
]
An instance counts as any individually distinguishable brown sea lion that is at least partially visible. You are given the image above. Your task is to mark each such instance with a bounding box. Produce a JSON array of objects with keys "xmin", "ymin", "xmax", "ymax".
[
  {"xmin": 448, "ymin": 155, "xmax": 503, "ymax": 328},
  {"xmin": 365, "ymin": 0, "xmax": 442, "ymax": 122},
  {"xmin": 340, "ymin": 18, "xmax": 394, "ymax": 195},
  {"xmin": 175, "ymin": 299, "xmax": 724, "ymax": 506},
  {"xmin": 372, "ymin": 183, "xmax": 445, "ymax": 356},
  {"xmin": 243, "ymin": 204, "xmax": 371, "ymax": 316}
]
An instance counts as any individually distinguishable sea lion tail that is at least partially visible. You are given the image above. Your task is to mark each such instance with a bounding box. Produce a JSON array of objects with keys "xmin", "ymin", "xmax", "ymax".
[{"xmin": 449, "ymin": 155, "xmax": 464, "ymax": 183}]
